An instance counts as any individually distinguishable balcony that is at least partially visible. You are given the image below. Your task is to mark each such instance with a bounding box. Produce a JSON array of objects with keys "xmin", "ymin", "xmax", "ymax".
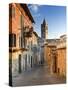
[
  {"xmin": 9, "ymin": 47, "xmax": 28, "ymax": 53},
  {"xmin": 23, "ymin": 26, "xmax": 33, "ymax": 37}
]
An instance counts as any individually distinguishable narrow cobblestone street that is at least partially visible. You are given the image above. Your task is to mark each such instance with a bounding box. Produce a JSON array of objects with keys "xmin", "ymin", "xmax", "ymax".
[{"xmin": 12, "ymin": 61, "xmax": 66, "ymax": 86}]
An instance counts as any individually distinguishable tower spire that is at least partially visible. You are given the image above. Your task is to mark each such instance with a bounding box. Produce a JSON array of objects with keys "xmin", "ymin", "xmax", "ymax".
[
  {"xmin": 43, "ymin": 18, "xmax": 47, "ymax": 25},
  {"xmin": 43, "ymin": 19, "xmax": 45, "ymax": 24},
  {"xmin": 41, "ymin": 18, "xmax": 48, "ymax": 40}
]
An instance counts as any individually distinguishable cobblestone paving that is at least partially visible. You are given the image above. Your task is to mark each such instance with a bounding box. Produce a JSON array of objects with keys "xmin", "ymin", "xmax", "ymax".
[{"xmin": 12, "ymin": 63, "xmax": 66, "ymax": 87}]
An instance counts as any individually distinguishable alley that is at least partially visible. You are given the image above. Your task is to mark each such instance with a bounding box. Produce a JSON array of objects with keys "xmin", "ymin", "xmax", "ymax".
[{"xmin": 12, "ymin": 62, "xmax": 66, "ymax": 86}]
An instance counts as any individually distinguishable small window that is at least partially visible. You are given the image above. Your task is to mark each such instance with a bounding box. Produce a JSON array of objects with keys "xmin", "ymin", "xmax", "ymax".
[
  {"xmin": 19, "ymin": 15, "xmax": 24, "ymax": 30},
  {"xmin": 21, "ymin": 37, "xmax": 22, "ymax": 47},
  {"xmin": 29, "ymin": 55, "xmax": 30, "ymax": 64},
  {"xmin": 12, "ymin": 6, "xmax": 15, "ymax": 17},
  {"xmin": 18, "ymin": 54, "xmax": 21, "ymax": 73},
  {"xmin": 9, "ymin": 7, "xmax": 12, "ymax": 17},
  {"xmin": 19, "ymin": 36, "xmax": 23, "ymax": 48},
  {"xmin": 9, "ymin": 34, "xmax": 16, "ymax": 47},
  {"xmin": 19, "ymin": 37, "xmax": 21, "ymax": 48}
]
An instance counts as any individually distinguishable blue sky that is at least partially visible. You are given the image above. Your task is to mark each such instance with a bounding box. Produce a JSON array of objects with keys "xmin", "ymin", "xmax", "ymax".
[{"xmin": 28, "ymin": 4, "xmax": 66, "ymax": 39}]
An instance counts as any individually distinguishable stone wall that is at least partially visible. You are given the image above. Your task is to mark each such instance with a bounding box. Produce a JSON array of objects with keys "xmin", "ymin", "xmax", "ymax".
[
  {"xmin": 44, "ymin": 36, "xmax": 66, "ymax": 76},
  {"xmin": 9, "ymin": 3, "xmax": 34, "ymax": 76}
]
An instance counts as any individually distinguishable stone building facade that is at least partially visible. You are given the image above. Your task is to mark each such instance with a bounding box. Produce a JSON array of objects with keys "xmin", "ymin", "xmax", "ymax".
[
  {"xmin": 9, "ymin": 3, "xmax": 35, "ymax": 76},
  {"xmin": 38, "ymin": 37, "xmax": 44, "ymax": 64},
  {"xmin": 44, "ymin": 35, "xmax": 66, "ymax": 76},
  {"xmin": 56, "ymin": 35, "xmax": 66, "ymax": 76},
  {"xmin": 44, "ymin": 39, "xmax": 59, "ymax": 74},
  {"xmin": 31, "ymin": 31, "xmax": 39, "ymax": 65}
]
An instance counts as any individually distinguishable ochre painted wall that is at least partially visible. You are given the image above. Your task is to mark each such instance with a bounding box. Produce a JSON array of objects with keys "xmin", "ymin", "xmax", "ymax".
[{"xmin": 57, "ymin": 48, "xmax": 66, "ymax": 76}]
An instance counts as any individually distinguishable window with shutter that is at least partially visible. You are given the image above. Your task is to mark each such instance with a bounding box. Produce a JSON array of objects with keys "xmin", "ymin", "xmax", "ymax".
[
  {"xmin": 19, "ymin": 36, "xmax": 23, "ymax": 48},
  {"xmin": 9, "ymin": 34, "xmax": 16, "ymax": 47},
  {"xmin": 19, "ymin": 15, "xmax": 24, "ymax": 30},
  {"xmin": 21, "ymin": 37, "xmax": 22, "ymax": 47}
]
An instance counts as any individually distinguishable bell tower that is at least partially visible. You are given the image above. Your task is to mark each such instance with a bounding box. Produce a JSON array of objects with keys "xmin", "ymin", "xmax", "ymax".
[{"xmin": 41, "ymin": 19, "xmax": 48, "ymax": 40}]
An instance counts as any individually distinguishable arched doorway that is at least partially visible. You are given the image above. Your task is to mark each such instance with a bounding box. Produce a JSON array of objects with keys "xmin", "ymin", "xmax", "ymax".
[
  {"xmin": 18, "ymin": 54, "xmax": 22, "ymax": 73},
  {"xmin": 31, "ymin": 56, "xmax": 32, "ymax": 68},
  {"xmin": 53, "ymin": 55, "xmax": 57, "ymax": 73}
]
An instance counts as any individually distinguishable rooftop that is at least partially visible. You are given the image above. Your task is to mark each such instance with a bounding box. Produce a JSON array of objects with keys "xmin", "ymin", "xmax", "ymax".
[{"xmin": 20, "ymin": 4, "xmax": 35, "ymax": 23}]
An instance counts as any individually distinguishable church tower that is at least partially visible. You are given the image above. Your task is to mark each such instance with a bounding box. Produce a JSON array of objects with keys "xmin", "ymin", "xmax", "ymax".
[{"xmin": 41, "ymin": 19, "xmax": 48, "ymax": 40}]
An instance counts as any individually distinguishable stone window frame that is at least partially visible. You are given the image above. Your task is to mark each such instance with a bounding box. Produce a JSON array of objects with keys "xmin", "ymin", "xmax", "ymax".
[{"xmin": 9, "ymin": 33, "xmax": 16, "ymax": 47}]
